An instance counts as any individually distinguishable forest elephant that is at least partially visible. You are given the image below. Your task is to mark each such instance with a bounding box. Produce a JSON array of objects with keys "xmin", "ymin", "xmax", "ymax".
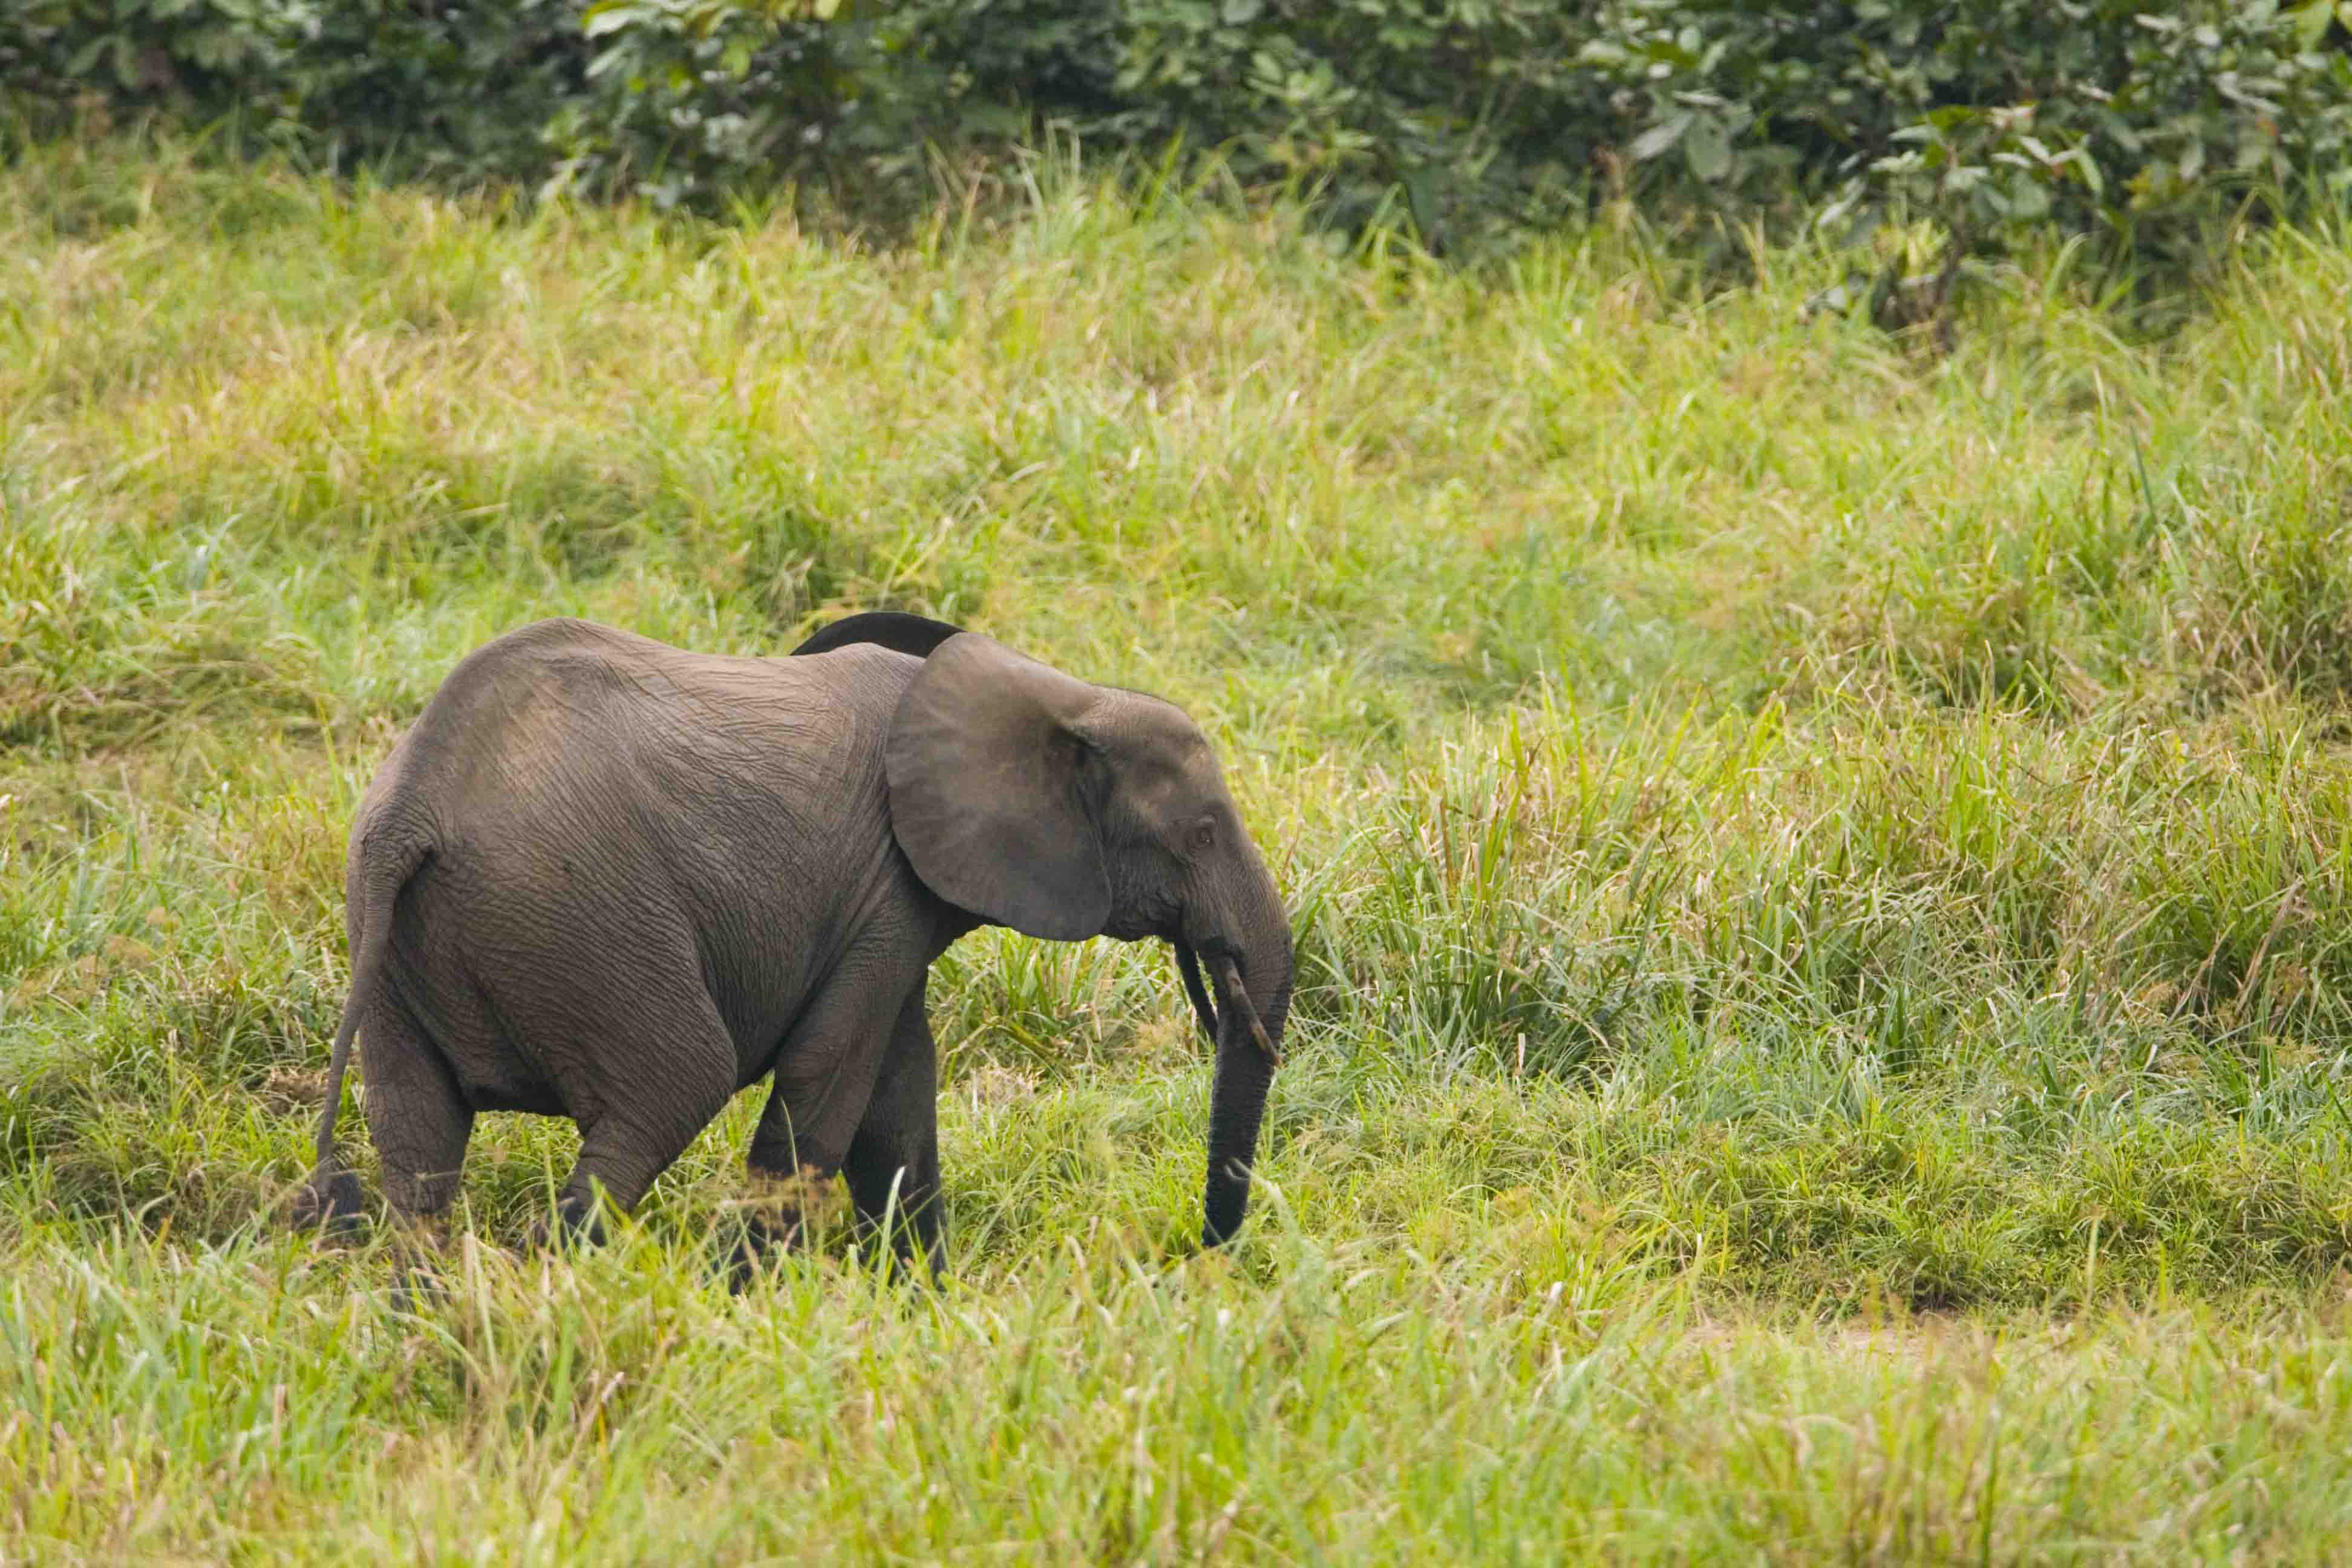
[{"xmin": 296, "ymin": 613, "xmax": 1293, "ymax": 1278}]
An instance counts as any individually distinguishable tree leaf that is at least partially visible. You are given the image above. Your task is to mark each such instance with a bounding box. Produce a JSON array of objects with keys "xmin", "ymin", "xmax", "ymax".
[
  {"xmin": 1629, "ymin": 112, "xmax": 1691, "ymax": 163},
  {"xmin": 582, "ymin": 5, "xmax": 637, "ymax": 41},
  {"xmin": 2292, "ymin": 0, "xmax": 2336, "ymax": 48},
  {"xmin": 1684, "ymin": 113, "xmax": 1732, "ymax": 181}
]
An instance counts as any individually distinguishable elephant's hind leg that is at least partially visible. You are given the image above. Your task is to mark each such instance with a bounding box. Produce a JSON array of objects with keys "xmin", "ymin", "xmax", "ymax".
[
  {"xmin": 361, "ymin": 1004, "xmax": 475, "ymax": 1226},
  {"xmin": 359, "ymin": 1006, "xmax": 474, "ymax": 1299}
]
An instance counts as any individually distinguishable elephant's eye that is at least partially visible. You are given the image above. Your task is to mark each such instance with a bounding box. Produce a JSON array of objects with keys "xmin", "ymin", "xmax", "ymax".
[{"xmin": 1189, "ymin": 819, "xmax": 1217, "ymax": 852}]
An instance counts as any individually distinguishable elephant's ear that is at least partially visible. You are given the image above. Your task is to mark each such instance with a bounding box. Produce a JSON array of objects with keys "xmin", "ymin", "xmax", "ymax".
[
  {"xmin": 885, "ymin": 633, "xmax": 1111, "ymax": 941},
  {"xmin": 792, "ymin": 610, "xmax": 965, "ymax": 659}
]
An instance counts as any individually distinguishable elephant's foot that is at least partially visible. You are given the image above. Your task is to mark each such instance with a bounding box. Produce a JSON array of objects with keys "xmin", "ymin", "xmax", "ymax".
[
  {"xmin": 723, "ymin": 1164, "xmax": 844, "ymax": 1292},
  {"xmin": 525, "ymin": 1192, "xmax": 610, "ymax": 1255},
  {"xmin": 720, "ymin": 1230, "xmax": 771, "ymax": 1294},
  {"xmin": 846, "ymin": 1211, "xmax": 947, "ymax": 1287},
  {"xmin": 387, "ymin": 1214, "xmax": 458, "ymax": 1312},
  {"xmin": 289, "ymin": 1169, "xmax": 366, "ymax": 1236}
]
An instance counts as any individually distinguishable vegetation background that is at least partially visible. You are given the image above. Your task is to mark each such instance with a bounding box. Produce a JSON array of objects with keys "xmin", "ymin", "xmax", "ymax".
[{"xmin": 7, "ymin": 2, "xmax": 2352, "ymax": 1560}]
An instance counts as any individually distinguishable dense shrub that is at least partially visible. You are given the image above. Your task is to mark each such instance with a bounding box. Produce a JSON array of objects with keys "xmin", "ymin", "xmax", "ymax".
[
  {"xmin": 5, "ymin": 0, "xmax": 2350, "ymax": 271},
  {"xmin": 1, "ymin": 0, "xmax": 586, "ymax": 183},
  {"xmin": 1583, "ymin": 1, "xmax": 2352, "ymax": 278},
  {"xmin": 888, "ymin": 0, "xmax": 1622, "ymax": 246}
]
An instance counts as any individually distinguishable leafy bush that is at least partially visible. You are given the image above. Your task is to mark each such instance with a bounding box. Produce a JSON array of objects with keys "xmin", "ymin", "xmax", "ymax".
[
  {"xmin": 1, "ymin": 0, "xmax": 586, "ymax": 184},
  {"xmin": 7, "ymin": 0, "xmax": 2350, "ymax": 276},
  {"xmin": 292, "ymin": 0, "xmax": 589, "ymax": 182},
  {"xmin": 866, "ymin": 0, "xmax": 2352, "ymax": 271},
  {"xmin": 885, "ymin": 0, "xmax": 1623, "ymax": 247},
  {"xmin": 544, "ymin": 0, "xmax": 856, "ymax": 205},
  {"xmin": 1583, "ymin": 1, "xmax": 2352, "ymax": 283},
  {"xmin": 1, "ymin": 0, "xmax": 316, "ymax": 133},
  {"xmin": 2, "ymin": 0, "xmax": 892, "ymax": 204}
]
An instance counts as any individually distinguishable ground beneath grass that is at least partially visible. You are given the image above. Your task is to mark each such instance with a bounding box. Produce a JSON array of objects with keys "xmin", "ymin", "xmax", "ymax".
[{"xmin": 5, "ymin": 140, "xmax": 2352, "ymax": 1561}]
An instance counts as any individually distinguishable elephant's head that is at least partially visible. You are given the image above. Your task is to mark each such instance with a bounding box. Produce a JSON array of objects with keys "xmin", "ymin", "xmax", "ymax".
[{"xmin": 877, "ymin": 631, "xmax": 1292, "ymax": 1249}]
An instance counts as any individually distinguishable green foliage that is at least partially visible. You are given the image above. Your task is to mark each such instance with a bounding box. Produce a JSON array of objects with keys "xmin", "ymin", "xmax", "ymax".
[
  {"xmin": 825, "ymin": 0, "xmax": 2352, "ymax": 267},
  {"xmin": 1584, "ymin": 0, "xmax": 2352, "ymax": 284},
  {"xmin": 290, "ymin": 0, "xmax": 589, "ymax": 181},
  {"xmin": 891, "ymin": 0, "xmax": 1621, "ymax": 247},
  {"xmin": 549, "ymin": 0, "xmax": 851, "ymax": 206},
  {"xmin": 1, "ymin": 0, "xmax": 587, "ymax": 183},
  {"xmin": 1, "ymin": 0, "xmax": 935, "ymax": 206},
  {"xmin": 1, "ymin": 0, "xmax": 312, "ymax": 126},
  {"xmin": 11, "ymin": 0, "xmax": 2352, "ymax": 277}
]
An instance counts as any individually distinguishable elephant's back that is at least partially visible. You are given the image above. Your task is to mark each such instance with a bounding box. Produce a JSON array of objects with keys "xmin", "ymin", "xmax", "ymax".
[{"xmin": 391, "ymin": 619, "xmax": 916, "ymax": 822}]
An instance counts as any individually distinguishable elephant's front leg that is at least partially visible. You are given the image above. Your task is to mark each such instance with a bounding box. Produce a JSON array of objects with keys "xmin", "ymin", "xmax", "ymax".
[
  {"xmin": 842, "ymin": 978, "xmax": 944, "ymax": 1279},
  {"xmin": 730, "ymin": 946, "xmax": 923, "ymax": 1287}
]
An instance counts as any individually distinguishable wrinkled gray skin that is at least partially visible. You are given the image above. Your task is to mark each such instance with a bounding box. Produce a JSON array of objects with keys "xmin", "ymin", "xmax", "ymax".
[{"xmin": 297, "ymin": 616, "xmax": 1293, "ymax": 1276}]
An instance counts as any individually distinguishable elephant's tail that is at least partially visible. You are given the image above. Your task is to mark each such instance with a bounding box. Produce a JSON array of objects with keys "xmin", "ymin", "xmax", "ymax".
[{"xmin": 296, "ymin": 822, "xmax": 431, "ymax": 1229}]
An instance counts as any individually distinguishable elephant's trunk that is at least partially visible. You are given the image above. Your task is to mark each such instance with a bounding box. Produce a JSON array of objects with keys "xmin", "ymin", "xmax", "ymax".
[{"xmin": 1199, "ymin": 902, "xmax": 1292, "ymax": 1249}]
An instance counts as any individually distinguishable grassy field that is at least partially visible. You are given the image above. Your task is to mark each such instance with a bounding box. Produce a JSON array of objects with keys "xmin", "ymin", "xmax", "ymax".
[{"xmin": 5, "ymin": 136, "xmax": 2352, "ymax": 1560}]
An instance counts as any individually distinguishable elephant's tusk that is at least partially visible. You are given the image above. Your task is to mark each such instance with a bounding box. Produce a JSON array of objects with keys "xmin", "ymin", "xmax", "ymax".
[
  {"xmin": 1214, "ymin": 955, "xmax": 1280, "ymax": 1068},
  {"xmin": 1175, "ymin": 942, "xmax": 1220, "ymax": 1048}
]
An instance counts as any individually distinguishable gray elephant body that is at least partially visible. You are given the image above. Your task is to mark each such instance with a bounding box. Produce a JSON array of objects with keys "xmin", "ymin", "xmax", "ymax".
[{"xmin": 304, "ymin": 616, "xmax": 1291, "ymax": 1270}]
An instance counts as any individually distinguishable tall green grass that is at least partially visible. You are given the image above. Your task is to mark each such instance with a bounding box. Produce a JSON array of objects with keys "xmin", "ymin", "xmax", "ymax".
[{"xmin": 5, "ymin": 139, "xmax": 2352, "ymax": 1559}]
